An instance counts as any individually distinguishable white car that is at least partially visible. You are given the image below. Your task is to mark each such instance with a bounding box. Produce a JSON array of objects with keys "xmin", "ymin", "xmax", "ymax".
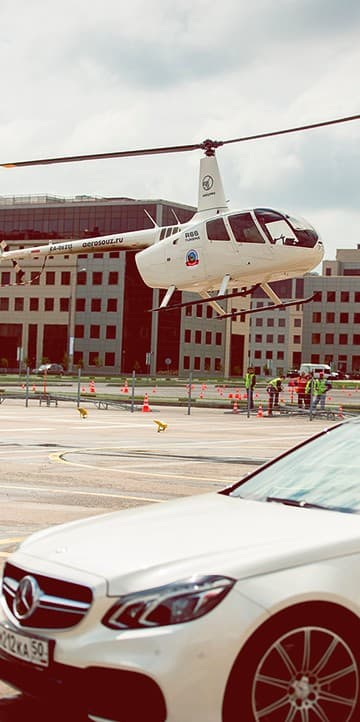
[{"xmin": 0, "ymin": 418, "xmax": 360, "ymax": 722}]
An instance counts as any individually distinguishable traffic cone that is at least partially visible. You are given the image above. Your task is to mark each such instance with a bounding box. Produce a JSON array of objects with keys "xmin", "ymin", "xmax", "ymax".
[
  {"xmin": 338, "ymin": 405, "xmax": 344, "ymax": 419},
  {"xmin": 232, "ymin": 400, "xmax": 239, "ymax": 413},
  {"xmin": 121, "ymin": 380, "xmax": 129, "ymax": 394},
  {"xmin": 142, "ymin": 393, "xmax": 151, "ymax": 412},
  {"xmin": 89, "ymin": 380, "xmax": 96, "ymax": 393},
  {"xmin": 256, "ymin": 404, "xmax": 264, "ymax": 417}
]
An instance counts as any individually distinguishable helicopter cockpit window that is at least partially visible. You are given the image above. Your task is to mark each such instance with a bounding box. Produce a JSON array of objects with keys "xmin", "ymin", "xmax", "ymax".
[
  {"xmin": 206, "ymin": 218, "xmax": 230, "ymax": 241},
  {"xmin": 228, "ymin": 213, "xmax": 265, "ymax": 244},
  {"xmin": 254, "ymin": 209, "xmax": 319, "ymax": 248}
]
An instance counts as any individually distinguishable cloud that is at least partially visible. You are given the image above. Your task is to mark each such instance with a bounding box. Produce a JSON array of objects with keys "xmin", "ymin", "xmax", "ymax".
[{"xmin": 0, "ymin": 0, "xmax": 359, "ymax": 259}]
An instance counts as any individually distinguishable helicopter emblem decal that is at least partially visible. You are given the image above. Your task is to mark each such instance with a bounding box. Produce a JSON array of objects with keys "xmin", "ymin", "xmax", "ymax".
[
  {"xmin": 202, "ymin": 175, "xmax": 214, "ymax": 192},
  {"xmin": 185, "ymin": 249, "xmax": 199, "ymax": 267}
]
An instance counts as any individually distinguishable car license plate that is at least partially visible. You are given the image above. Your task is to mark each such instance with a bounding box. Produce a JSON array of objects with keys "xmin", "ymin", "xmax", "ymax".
[{"xmin": 0, "ymin": 623, "xmax": 50, "ymax": 667}]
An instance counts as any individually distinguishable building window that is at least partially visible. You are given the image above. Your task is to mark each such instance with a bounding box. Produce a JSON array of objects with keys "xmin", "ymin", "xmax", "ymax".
[
  {"xmin": 91, "ymin": 299, "xmax": 101, "ymax": 312},
  {"xmin": 183, "ymin": 355, "xmax": 190, "ymax": 369},
  {"xmin": 89, "ymin": 352, "xmax": 100, "ymax": 365},
  {"xmin": 105, "ymin": 352, "xmax": 115, "ymax": 365},
  {"xmin": 46, "ymin": 271, "xmax": 55, "ymax": 285},
  {"xmin": 215, "ymin": 332, "xmax": 222, "ymax": 345},
  {"xmin": 312, "ymin": 333, "xmax": 321, "ymax": 344},
  {"xmin": 277, "ymin": 335, "xmax": 285, "ymax": 343},
  {"xmin": 94, "ymin": 253, "xmax": 103, "ymax": 259},
  {"xmin": 0, "ymin": 298, "xmax": 9, "ymax": 311},
  {"xmin": 339, "ymin": 334, "xmax": 348, "ymax": 345},
  {"xmin": 108, "ymin": 271, "xmax": 119, "ymax": 285},
  {"xmin": 325, "ymin": 334, "xmax": 334, "ymax": 344},
  {"xmin": 206, "ymin": 306, "xmax": 213, "ymax": 319},
  {"xmin": 195, "ymin": 330, "xmax": 201, "ymax": 344},
  {"xmin": 355, "ymin": 293, "xmax": 360, "ymax": 303},
  {"xmin": 277, "ymin": 351, "xmax": 284, "ymax": 360},
  {"xmin": 353, "ymin": 335, "xmax": 360, "ymax": 345},
  {"xmin": 76, "ymin": 298, "xmax": 86, "ymax": 311},
  {"xmin": 29, "ymin": 298, "xmax": 39, "ymax": 311},
  {"xmin": 194, "ymin": 356, "xmax": 201, "ymax": 370},
  {"xmin": 1, "ymin": 272, "xmax": 10, "ymax": 285},
  {"xmin": 254, "ymin": 350, "xmax": 261, "ymax": 359},
  {"xmin": 312, "ymin": 312, "xmax": 321, "ymax": 323},
  {"xmin": 326, "ymin": 312, "xmax": 335, "ymax": 323},
  {"xmin": 267, "ymin": 318, "xmax": 274, "ymax": 327},
  {"xmin": 266, "ymin": 334, "xmax": 273, "ymax": 343},
  {"xmin": 74, "ymin": 351, "xmax": 83, "ymax": 366},
  {"xmin": 340, "ymin": 313, "xmax": 349, "ymax": 323},
  {"xmin": 196, "ymin": 304, "xmax": 203, "ymax": 318},
  {"xmin": 90, "ymin": 325, "xmax": 100, "ymax": 338},
  {"xmin": 255, "ymin": 318, "xmax": 263, "ymax": 327},
  {"xmin": 109, "ymin": 252, "xmax": 119, "ymax": 259},
  {"xmin": 106, "ymin": 325, "xmax": 116, "ymax": 339},
  {"xmin": 92, "ymin": 272, "xmax": 103, "ymax": 285},
  {"xmin": 354, "ymin": 314, "xmax": 360, "ymax": 324},
  {"xmin": 185, "ymin": 306, "xmax": 192, "ymax": 317},
  {"xmin": 255, "ymin": 334, "xmax": 262, "ymax": 343},
  {"xmin": 61, "ymin": 271, "xmax": 71, "ymax": 285},
  {"xmin": 204, "ymin": 357, "xmax": 211, "ymax": 371},
  {"xmin": 215, "ymin": 358, "xmax": 222, "ymax": 371},
  {"xmin": 77, "ymin": 271, "xmax": 86, "ymax": 285},
  {"xmin": 75, "ymin": 325, "xmax": 84, "ymax": 338},
  {"xmin": 30, "ymin": 272, "xmax": 40, "ymax": 285},
  {"xmin": 278, "ymin": 318, "xmax": 285, "ymax": 327},
  {"xmin": 60, "ymin": 298, "xmax": 69, "ymax": 312},
  {"xmin": 205, "ymin": 331, "xmax": 212, "ymax": 344},
  {"xmin": 14, "ymin": 297, "xmax": 24, "ymax": 311},
  {"xmin": 294, "ymin": 318, "xmax": 301, "ymax": 327},
  {"xmin": 184, "ymin": 329, "xmax": 191, "ymax": 343},
  {"xmin": 107, "ymin": 298, "xmax": 117, "ymax": 312},
  {"xmin": 265, "ymin": 350, "xmax": 273, "ymax": 359},
  {"xmin": 341, "ymin": 291, "xmax": 350, "ymax": 302},
  {"xmin": 326, "ymin": 292, "xmax": 334, "ymax": 303},
  {"xmin": 293, "ymin": 335, "xmax": 301, "ymax": 344},
  {"xmin": 44, "ymin": 298, "xmax": 54, "ymax": 311}
]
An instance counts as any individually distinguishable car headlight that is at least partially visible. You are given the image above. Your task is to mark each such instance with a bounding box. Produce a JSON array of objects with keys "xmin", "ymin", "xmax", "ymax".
[{"xmin": 102, "ymin": 574, "xmax": 235, "ymax": 629}]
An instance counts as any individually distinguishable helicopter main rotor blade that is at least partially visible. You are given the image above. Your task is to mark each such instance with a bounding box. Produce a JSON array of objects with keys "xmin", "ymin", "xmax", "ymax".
[
  {"xmin": 1, "ymin": 113, "xmax": 359, "ymax": 169},
  {"xmin": 222, "ymin": 113, "xmax": 360, "ymax": 146}
]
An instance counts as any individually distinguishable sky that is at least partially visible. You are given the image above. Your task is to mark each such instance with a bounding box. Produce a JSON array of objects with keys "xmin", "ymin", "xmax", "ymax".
[{"xmin": 0, "ymin": 0, "xmax": 359, "ymax": 262}]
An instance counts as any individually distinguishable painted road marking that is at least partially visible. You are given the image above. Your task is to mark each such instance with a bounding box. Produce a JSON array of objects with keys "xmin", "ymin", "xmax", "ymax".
[{"xmin": 0, "ymin": 483, "xmax": 164, "ymax": 504}]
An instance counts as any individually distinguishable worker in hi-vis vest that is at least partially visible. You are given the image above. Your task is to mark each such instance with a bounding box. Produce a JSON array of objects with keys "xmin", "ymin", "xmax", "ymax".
[
  {"xmin": 266, "ymin": 375, "xmax": 285, "ymax": 416},
  {"xmin": 244, "ymin": 366, "xmax": 256, "ymax": 410}
]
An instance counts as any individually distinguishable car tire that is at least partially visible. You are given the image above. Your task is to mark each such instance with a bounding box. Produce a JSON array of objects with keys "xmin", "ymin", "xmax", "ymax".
[{"xmin": 222, "ymin": 601, "xmax": 360, "ymax": 722}]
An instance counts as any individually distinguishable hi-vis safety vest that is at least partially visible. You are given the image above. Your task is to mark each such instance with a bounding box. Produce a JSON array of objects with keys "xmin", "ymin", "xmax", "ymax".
[
  {"xmin": 269, "ymin": 377, "xmax": 282, "ymax": 389},
  {"xmin": 245, "ymin": 373, "xmax": 255, "ymax": 389}
]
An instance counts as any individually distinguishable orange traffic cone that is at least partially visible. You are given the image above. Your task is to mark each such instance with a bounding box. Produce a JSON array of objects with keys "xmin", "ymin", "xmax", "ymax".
[
  {"xmin": 232, "ymin": 400, "xmax": 239, "ymax": 414},
  {"xmin": 256, "ymin": 404, "xmax": 264, "ymax": 417},
  {"xmin": 338, "ymin": 405, "xmax": 344, "ymax": 419},
  {"xmin": 142, "ymin": 393, "xmax": 151, "ymax": 412},
  {"xmin": 121, "ymin": 380, "xmax": 129, "ymax": 394}
]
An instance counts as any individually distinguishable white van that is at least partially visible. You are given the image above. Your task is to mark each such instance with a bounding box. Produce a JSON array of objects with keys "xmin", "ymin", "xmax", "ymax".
[{"xmin": 299, "ymin": 363, "xmax": 331, "ymax": 378}]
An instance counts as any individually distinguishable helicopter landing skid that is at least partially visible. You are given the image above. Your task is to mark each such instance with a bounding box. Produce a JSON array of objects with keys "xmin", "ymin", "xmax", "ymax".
[{"xmin": 218, "ymin": 293, "xmax": 318, "ymax": 319}]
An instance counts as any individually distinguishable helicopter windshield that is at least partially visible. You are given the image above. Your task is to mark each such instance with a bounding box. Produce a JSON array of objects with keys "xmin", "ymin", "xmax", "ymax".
[{"xmin": 254, "ymin": 209, "xmax": 319, "ymax": 248}]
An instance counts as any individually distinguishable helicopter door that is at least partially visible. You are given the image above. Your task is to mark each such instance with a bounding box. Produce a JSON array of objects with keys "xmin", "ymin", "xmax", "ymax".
[
  {"xmin": 254, "ymin": 210, "xmax": 298, "ymax": 246},
  {"xmin": 227, "ymin": 211, "xmax": 272, "ymax": 263}
]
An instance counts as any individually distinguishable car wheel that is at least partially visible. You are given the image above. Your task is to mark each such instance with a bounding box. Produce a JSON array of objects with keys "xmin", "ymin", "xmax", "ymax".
[{"xmin": 222, "ymin": 602, "xmax": 360, "ymax": 722}]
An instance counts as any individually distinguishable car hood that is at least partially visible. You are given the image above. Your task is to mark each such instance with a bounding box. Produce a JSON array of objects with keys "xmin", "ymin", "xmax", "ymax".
[{"xmin": 13, "ymin": 493, "xmax": 360, "ymax": 595}]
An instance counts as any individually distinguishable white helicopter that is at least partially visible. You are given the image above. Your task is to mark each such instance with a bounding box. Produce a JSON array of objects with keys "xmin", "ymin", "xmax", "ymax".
[{"xmin": 1, "ymin": 114, "xmax": 359, "ymax": 319}]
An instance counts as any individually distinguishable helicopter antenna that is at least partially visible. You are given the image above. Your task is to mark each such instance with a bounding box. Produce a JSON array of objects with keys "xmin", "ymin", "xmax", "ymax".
[{"xmin": 144, "ymin": 209, "xmax": 158, "ymax": 227}]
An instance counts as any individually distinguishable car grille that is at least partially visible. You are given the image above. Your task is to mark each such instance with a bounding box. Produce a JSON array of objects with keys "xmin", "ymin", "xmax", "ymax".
[{"xmin": 2, "ymin": 562, "xmax": 93, "ymax": 629}]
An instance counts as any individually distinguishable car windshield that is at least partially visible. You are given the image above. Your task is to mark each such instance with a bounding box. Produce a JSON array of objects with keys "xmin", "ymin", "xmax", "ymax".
[{"xmin": 228, "ymin": 420, "xmax": 360, "ymax": 513}]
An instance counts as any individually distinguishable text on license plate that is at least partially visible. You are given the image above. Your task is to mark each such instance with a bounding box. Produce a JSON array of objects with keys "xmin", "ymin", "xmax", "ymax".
[{"xmin": 0, "ymin": 624, "xmax": 49, "ymax": 667}]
